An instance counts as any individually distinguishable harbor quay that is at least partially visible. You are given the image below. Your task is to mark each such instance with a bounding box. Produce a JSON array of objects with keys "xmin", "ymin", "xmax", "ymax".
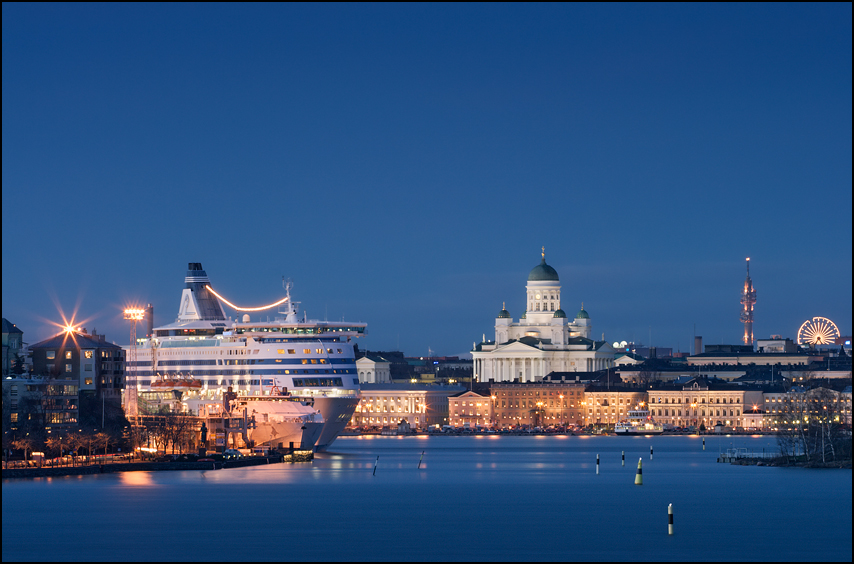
[
  {"xmin": 350, "ymin": 377, "xmax": 851, "ymax": 434},
  {"xmin": 1, "ymin": 254, "xmax": 851, "ymax": 467}
]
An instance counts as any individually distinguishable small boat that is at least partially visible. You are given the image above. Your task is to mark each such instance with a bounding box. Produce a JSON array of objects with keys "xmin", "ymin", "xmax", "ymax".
[{"xmin": 615, "ymin": 407, "xmax": 664, "ymax": 435}]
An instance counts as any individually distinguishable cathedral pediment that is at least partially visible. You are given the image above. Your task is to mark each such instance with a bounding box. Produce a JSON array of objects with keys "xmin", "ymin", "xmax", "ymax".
[{"xmin": 494, "ymin": 340, "xmax": 544, "ymax": 354}]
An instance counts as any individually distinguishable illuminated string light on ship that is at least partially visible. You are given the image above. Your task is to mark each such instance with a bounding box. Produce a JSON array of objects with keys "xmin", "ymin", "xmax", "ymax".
[{"xmin": 205, "ymin": 285, "xmax": 290, "ymax": 312}]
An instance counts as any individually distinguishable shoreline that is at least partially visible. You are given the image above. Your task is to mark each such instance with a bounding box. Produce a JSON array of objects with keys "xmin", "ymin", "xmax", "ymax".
[
  {"xmin": 729, "ymin": 457, "xmax": 852, "ymax": 469},
  {"xmin": 0, "ymin": 454, "xmax": 301, "ymax": 480}
]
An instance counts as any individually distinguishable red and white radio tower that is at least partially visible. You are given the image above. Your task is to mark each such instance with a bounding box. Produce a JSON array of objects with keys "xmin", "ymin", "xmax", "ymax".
[{"xmin": 740, "ymin": 258, "xmax": 757, "ymax": 346}]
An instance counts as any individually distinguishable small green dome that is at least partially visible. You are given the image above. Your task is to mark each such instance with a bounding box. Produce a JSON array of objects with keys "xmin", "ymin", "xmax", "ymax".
[
  {"xmin": 576, "ymin": 306, "xmax": 589, "ymax": 319},
  {"xmin": 553, "ymin": 309, "xmax": 567, "ymax": 318},
  {"xmin": 497, "ymin": 302, "xmax": 511, "ymax": 319},
  {"xmin": 528, "ymin": 258, "xmax": 559, "ymax": 282},
  {"xmin": 521, "ymin": 312, "xmax": 526, "ymax": 319}
]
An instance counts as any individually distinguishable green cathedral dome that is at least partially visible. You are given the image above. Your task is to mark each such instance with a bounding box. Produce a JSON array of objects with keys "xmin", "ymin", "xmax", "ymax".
[{"xmin": 528, "ymin": 258, "xmax": 559, "ymax": 282}]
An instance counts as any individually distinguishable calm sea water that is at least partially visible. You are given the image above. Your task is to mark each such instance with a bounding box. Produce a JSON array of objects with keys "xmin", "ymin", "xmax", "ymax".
[{"xmin": 2, "ymin": 435, "xmax": 851, "ymax": 561}]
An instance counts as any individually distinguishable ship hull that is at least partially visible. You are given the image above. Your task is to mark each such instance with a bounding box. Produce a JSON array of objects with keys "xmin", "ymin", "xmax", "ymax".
[
  {"xmin": 312, "ymin": 395, "xmax": 361, "ymax": 451},
  {"xmin": 614, "ymin": 428, "xmax": 664, "ymax": 436},
  {"xmin": 250, "ymin": 421, "xmax": 323, "ymax": 450}
]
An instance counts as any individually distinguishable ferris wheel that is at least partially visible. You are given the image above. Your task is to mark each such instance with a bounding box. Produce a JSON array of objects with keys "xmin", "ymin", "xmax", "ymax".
[{"xmin": 797, "ymin": 317, "xmax": 840, "ymax": 346}]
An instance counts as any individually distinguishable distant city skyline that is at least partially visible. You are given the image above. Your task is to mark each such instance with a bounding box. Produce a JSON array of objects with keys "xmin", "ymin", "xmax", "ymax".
[{"xmin": 2, "ymin": 4, "xmax": 851, "ymax": 355}]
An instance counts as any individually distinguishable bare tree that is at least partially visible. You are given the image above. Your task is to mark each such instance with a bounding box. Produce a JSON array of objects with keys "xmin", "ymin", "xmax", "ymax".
[
  {"xmin": 12, "ymin": 436, "xmax": 35, "ymax": 463},
  {"xmin": 776, "ymin": 386, "xmax": 851, "ymax": 463},
  {"xmin": 636, "ymin": 368, "xmax": 661, "ymax": 387}
]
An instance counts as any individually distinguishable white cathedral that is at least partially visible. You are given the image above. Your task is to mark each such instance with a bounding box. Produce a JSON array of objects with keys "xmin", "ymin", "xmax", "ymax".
[{"xmin": 471, "ymin": 249, "xmax": 615, "ymax": 382}]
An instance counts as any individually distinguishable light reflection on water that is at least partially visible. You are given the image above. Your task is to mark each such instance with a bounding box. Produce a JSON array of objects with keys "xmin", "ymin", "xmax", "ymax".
[
  {"xmin": 117, "ymin": 471, "xmax": 154, "ymax": 487},
  {"xmin": 3, "ymin": 435, "xmax": 851, "ymax": 562}
]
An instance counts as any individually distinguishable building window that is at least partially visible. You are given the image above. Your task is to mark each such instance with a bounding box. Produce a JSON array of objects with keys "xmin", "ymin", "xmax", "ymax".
[
  {"xmin": 85, "ymin": 350, "xmax": 93, "ymax": 359},
  {"xmin": 85, "ymin": 364, "xmax": 93, "ymax": 371},
  {"xmin": 65, "ymin": 364, "xmax": 72, "ymax": 373},
  {"xmin": 65, "ymin": 351, "xmax": 73, "ymax": 359},
  {"xmin": 47, "ymin": 351, "xmax": 56, "ymax": 360},
  {"xmin": 85, "ymin": 377, "xmax": 93, "ymax": 385}
]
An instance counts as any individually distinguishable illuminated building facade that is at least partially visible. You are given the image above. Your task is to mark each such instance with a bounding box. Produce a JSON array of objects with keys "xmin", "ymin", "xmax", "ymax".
[
  {"xmin": 2, "ymin": 376, "xmax": 79, "ymax": 431},
  {"xmin": 472, "ymin": 250, "xmax": 616, "ymax": 383},
  {"xmin": 582, "ymin": 388, "xmax": 648, "ymax": 427},
  {"xmin": 646, "ymin": 377, "xmax": 762, "ymax": 429},
  {"xmin": 351, "ymin": 383, "xmax": 464, "ymax": 428},
  {"xmin": 740, "ymin": 258, "xmax": 756, "ymax": 346},
  {"xmin": 763, "ymin": 386, "xmax": 852, "ymax": 429},
  {"xmin": 30, "ymin": 329, "xmax": 125, "ymax": 402},
  {"xmin": 448, "ymin": 391, "xmax": 494, "ymax": 428},
  {"xmin": 491, "ymin": 382, "xmax": 587, "ymax": 426},
  {"xmin": 356, "ymin": 354, "xmax": 392, "ymax": 383}
]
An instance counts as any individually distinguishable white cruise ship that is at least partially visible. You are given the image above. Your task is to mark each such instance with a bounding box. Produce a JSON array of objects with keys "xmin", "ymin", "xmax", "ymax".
[{"xmin": 125, "ymin": 263, "xmax": 365, "ymax": 450}]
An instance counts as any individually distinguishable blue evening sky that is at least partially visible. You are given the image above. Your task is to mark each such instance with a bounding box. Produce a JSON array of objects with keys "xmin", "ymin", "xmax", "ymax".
[{"xmin": 3, "ymin": 3, "xmax": 851, "ymax": 356}]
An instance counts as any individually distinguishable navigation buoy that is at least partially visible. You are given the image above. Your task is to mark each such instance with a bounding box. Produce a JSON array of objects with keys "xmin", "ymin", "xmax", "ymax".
[
  {"xmin": 668, "ymin": 504, "xmax": 674, "ymax": 535},
  {"xmin": 596, "ymin": 454, "xmax": 600, "ymax": 474},
  {"xmin": 650, "ymin": 445, "xmax": 653, "ymax": 460},
  {"xmin": 373, "ymin": 456, "xmax": 379, "ymax": 476},
  {"xmin": 418, "ymin": 450, "xmax": 424, "ymax": 469},
  {"xmin": 622, "ymin": 451, "xmax": 625, "ymax": 466},
  {"xmin": 635, "ymin": 458, "xmax": 643, "ymax": 485}
]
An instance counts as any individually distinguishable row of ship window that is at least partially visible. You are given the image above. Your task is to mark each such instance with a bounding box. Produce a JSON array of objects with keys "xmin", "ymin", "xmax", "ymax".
[
  {"xmin": 128, "ymin": 358, "xmax": 354, "ymax": 367},
  {"xmin": 136, "ymin": 376, "xmax": 351, "ymax": 387},
  {"xmin": 127, "ymin": 368, "xmax": 357, "ymax": 376},
  {"xmin": 126, "ymin": 358, "xmax": 355, "ymax": 367},
  {"xmin": 276, "ymin": 348, "xmax": 344, "ymax": 355}
]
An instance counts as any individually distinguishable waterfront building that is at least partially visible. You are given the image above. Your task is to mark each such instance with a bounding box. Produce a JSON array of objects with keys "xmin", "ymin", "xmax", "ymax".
[
  {"xmin": 741, "ymin": 406, "xmax": 765, "ymax": 431},
  {"xmin": 472, "ymin": 250, "xmax": 616, "ymax": 383},
  {"xmin": 2, "ymin": 375, "xmax": 79, "ymax": 431},
  {"xmin": 351, "ymin": 383, "xmax": 465, "ymax": 428},
  {"xmin": 356, "ymin": 354, "xmax": 392, "ymax": 383},
  {"xmin": 490, "ymin": 382, "xmax": 587, "ymax": 427},
  {"xmin": 448, "ymin": 390, "xmax": 494, "ymax": 428},
  {"xmin": 29, "ymin": 329, "xmax": 124, "ymax": 403},
  {"xmin": 645, "ymin": 377, "xmax": 757, "ymax": 429},
  {"xmin": 582, "ymin": 387, "xmax": 647, "ymax": 427},
  {"xmin": 763, "ymin": 385, "xmax": 852, "ymax": 429}
]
